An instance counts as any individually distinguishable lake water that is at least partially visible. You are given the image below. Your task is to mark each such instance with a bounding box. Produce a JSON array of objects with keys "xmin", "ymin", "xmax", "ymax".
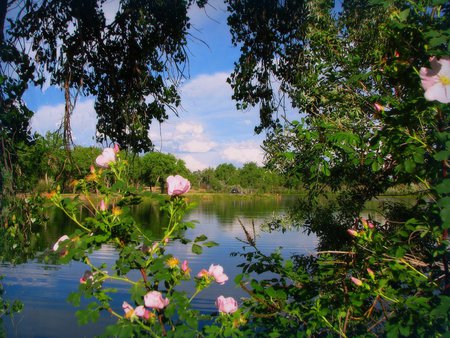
[{"xmin": 0, "ymin": 194, "xmax": 317, "ymax": 337}]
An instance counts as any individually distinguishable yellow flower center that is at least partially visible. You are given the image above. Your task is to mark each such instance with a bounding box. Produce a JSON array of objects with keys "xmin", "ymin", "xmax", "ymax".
[
  {"xmin": 166, "ymin": 257, "xmax": 179, "ymax": 268},
  {"xmin": 124, "ymin": 309, "xmax": 134, "ymax": 319},
  {"xmin": 112, "ymin": 206, "xmax": 122, "ymax": 216},
  {"xmin": 439, "ymin": 75, "xmax": 450, "ymax": 86}
]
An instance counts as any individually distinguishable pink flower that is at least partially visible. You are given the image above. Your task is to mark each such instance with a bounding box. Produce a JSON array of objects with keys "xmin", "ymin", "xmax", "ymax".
[
  {"xmin": 347, "ymin": 229, "xmax": 358, "ymax": 237},
  {"xmin": 374, "ymin": 102, "xmax": 384, "ymax": 112},
  {"xmin": 208, "ymin": 264, "xmax": 229, "ymax": 285},
  {"xmin": 122, "ymin": 301, "xmax": 135, "ymax": 318},
  {"xmin": 197, "ymin": 269, "xmax": 209, "ymax": 278},
  {"xmin": 361, "ymin": 218, "xmax": 374, "ymax": 229},
  {"xmin": 79, "ymin": 270, "xmax": 94, "ymax": 284},
  {"xmin": 95, "ymin": 148, "xmax": 116, "ymax": 168},
  {"xmin": 166, "ymin": 175, "xmax": 191, "ymax": 196},
  {"xmin": 53, "ymin": 235, "xmax": 70, "ymax": 251},
  {"xmin": 350, "ymin": 276, "xmax": 363, "ymax": 287},
  {"xmin": 215, "ymin": 296, "xmax": 238, "ymax": 314},
  {"xmin": 135, "ymin": 305, "xmax": 151, "ymax": 320},
  {"xmin": 181, "ymin": 260, "xmax": 190, "ymax": 273},
  {"xmin": 144, "ymin": 291, "xmax": 169, "ymax": 310},
  {"xmin": 420, "ymin": 56, "xmax": 450, "ymax": 103},
  {"xmin": 113, "ymin": 144, "xmax": 120, "ymax": 153},
  {"xmin": 99, "ymin": 200, "xmax": 107, "ymax": 211}
]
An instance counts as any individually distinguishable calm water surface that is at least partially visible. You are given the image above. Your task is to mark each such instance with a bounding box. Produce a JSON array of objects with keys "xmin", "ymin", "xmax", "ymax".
[{"xmin": 1, "ymin": 195, "xmax": 317, "ymax": 337}]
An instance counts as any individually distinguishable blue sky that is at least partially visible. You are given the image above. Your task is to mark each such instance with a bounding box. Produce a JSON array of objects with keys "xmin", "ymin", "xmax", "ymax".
[{"xmin": 25, "ymin": 0, "xmax": 267, "ymax": 171}]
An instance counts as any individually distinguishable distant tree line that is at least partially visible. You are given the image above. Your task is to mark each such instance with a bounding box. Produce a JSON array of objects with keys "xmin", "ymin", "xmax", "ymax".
[{"xmin": 15, "ymin": 132, "xmax": 300, "ymax": 194}]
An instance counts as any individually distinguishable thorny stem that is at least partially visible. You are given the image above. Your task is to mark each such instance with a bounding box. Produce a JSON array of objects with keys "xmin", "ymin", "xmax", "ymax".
[
  {"xmin": 83, "ymin": 257, "xmax": 138, "ymax": 285},
  {"xmin": 320, "ymin": 315, "xmax": 347, "ymax": 338},
  {"xmin": 158, "ymin": 311, "xmax": 167, "ymax": 336},
  {"xmin": 188, "ymin": 288, "xmax": 202, "ymax": 303},
  {"xmin": 107, "ymin": 309, "xmax": 159, "ymax": 338},
  {"xmin": 55, "ymin": 202, "xmax": 90, "ymax": 232}
]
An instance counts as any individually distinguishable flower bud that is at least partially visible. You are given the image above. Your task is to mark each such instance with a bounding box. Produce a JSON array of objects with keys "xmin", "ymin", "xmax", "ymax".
[
  {"xmin": 367, "ymin": 268, "xmax": 375, "ymax": 280},
  {"xmin": 350, "ymin": 276, "xmax": 363, "ymax": 287},
  {"xmin": 347, "ymin": 229, "xmax": 358, "ymax": 237}
]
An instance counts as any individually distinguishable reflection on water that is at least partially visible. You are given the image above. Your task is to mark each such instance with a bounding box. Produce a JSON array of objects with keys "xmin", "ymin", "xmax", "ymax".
[{"xmin": 0, "ymin": 195, "xmax": 317, "ymax": 337}]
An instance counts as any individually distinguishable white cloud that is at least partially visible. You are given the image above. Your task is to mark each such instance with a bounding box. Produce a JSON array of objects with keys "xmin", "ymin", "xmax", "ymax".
[
  {"xmin": 147, "ymin": 71, "xmax": 268, "ymax": 169},
  {"xmin": 179, "ymin": 154, "xmax": 210, "ymax": 171},
  {"xmin": 31, "ymin": 98, "xmax": 97, "ymax": 146},
  {"xmin": 149, "ymin": 120, "xmax": 215, "ymax": 154},
  {"xmin": 175, "ymin": 122, "xmax": 204, "ymax": 135},
  {"xmin": 179, "ymin": 139, "xmax": 216, "ymax": 153},
  {"xmin": 221, "ymin": 141, "xmax": 264, "ymax": 165},
  {"xmin": 31, "ymin": 103, "xmax": 64, "ymax": 133}
]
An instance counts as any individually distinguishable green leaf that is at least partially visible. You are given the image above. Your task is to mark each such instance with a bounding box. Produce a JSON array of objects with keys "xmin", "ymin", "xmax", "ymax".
[
  {"xmin": 130, "ymin": 282, "xmax": 147, "ymax": 304},
  {"xmin": 203, "ymin": 241, "xmax": 218, "ymax": 248},
  {"xmin": 398, "ymin": 8, "xmax": 410, "ymax": 22},
  {"xmin": 434, "ymin": 150, "xmax": 450, "ymax": 161},
  {"xmin": 399, "ymin": 324, "xmax": 410, "ymax": 336},
  {"xmin": 234, "ymin": 274, "xmax": 244, "ymax": 284},
  {"xmin": 284, "ymin": 152, "xmax": 295, "ymax": 160},
  {"xmin": 404, "ymin": 158, "xmax": 416, "ymax": 173},
  {"xmin": 436, "ymin": 179, "xmax": 450, "ymax": 194},
  {"xmin": 191, "ymin": 244, "xmax": 203, "ymax": 255},
  {"xmin": 194, "ymin": 235, "xmax": 207, "ymax": 242},
  {"xmin": 75, "ymin": 302, "xmax": 100, "ymax": 325},
  {"xmin": 67, "ymin": 291, "xmax": 81, "ymax": 307}
]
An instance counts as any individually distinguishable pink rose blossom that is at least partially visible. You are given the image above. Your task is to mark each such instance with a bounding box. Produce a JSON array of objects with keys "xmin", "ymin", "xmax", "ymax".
[
  {"xmin": 135, "ymin": 305, "xmax": 151, "ymax": 320},
  {"xmin": 166, "ymin": 175, "xmax": 191, "ymax": 196},
  {"xmin": 95, "ymin": 148, "xmax": 116, "ymax": 168},
  {"xmin": 208, "ymin": 264, "xmax": 229, "ymax": 285},
  {"xmin": 420, "ymin": 56, "xmax": 450, "ymax": 103},
  {"xmin": 144, "ymin": 291, "xmax": 169, "ymax": 310},
  {"xmin": 134, "ymin": 305, "xmax": 145, "ymax": 317},
  {"xmin": 216, "ymin": 295, "xmax": 238, "ymax": 314},
  {"xmin": 53, "ymin": 235, "xmax": 70, "ymax": 251},
  {"xmin": 350, "ymin": 276, "xmax": 363, "ymax": 287}
]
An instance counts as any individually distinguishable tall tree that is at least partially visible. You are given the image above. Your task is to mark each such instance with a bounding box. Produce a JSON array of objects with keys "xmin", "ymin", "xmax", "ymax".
[
  {"xmin": 1, "ymin": 0, "xmax": 35, "ymax": 213},
  {"xmin": 226, "ymin": 0, "xmax": 449, "ymax": 205},
  {"xmin": 215, "ymin": 163, "xmax": 237, "ymax": 186},
  {"xmin": 9, "ymin": 0, "xmax": 207, "ymax": 153},
  {"xmin": 140, "ymin": 152, "xmax": 189, "ymax": 192}
]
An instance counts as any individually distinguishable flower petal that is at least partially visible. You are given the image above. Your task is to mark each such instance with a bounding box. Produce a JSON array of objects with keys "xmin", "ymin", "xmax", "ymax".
[{"xmin": 425, "ymin": 83, "xmax": 450, "ymax": 103}]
